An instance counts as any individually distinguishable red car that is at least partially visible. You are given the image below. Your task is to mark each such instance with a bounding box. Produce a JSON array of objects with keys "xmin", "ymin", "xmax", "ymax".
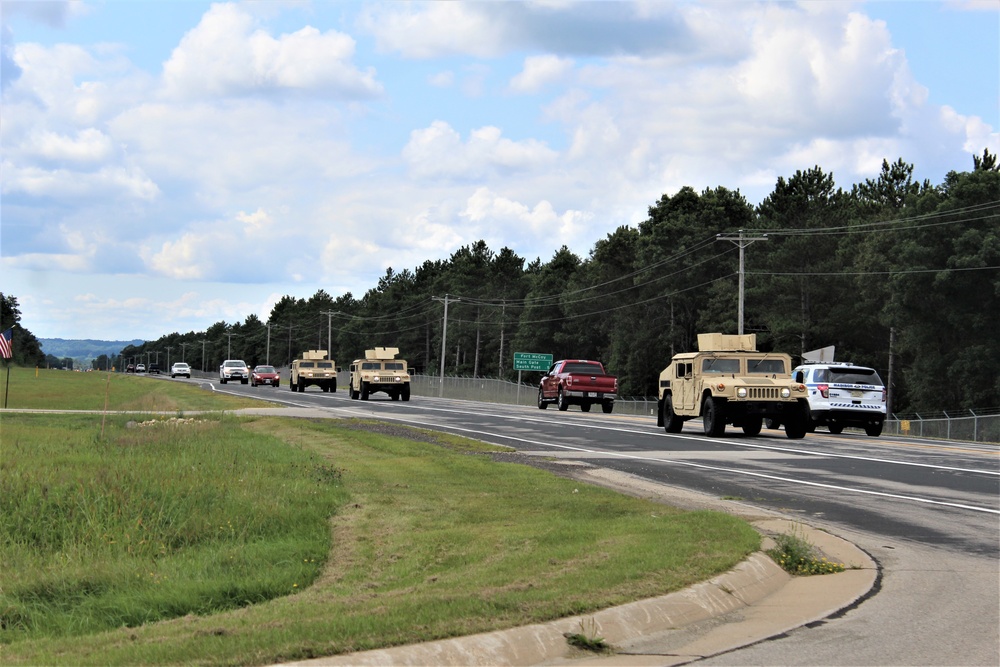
[{"xmin": 251, "ymin": 365, "xmax": 280, "ymax": 387}]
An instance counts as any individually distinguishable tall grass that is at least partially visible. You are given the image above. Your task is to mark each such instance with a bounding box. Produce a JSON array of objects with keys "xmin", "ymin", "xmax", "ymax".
[{"xmin": 1, "ymin": 413, "xmax": 347, "ymax": 640}]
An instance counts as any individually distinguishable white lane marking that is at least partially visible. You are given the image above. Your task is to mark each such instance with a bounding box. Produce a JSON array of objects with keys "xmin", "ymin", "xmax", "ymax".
[
  {"xmin": 380, "ymin": 400, "xmax": 999, "ymax": 477},
  {"xmin": 362, "ymin": 411, "xmax": 1000, "ymax": 515}
]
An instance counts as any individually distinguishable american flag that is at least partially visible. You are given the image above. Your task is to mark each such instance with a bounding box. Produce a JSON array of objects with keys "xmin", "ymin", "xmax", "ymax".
[{"xmin": 0, "ymin": 328, "xmax": 12, "ymax": 359}]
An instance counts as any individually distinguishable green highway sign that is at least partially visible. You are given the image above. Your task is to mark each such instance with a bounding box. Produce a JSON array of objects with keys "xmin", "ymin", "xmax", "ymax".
[{"xmin": 513, "ymin": 352, "xmax": 553, "ymax": 372}]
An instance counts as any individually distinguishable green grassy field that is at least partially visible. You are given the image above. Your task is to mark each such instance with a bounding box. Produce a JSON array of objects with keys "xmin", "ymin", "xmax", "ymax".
[
  {"xmin": 0, "ymin": 366, "xmax": 760, "ymax": 666},
  {"xmin": 0, "ymin": 366, "xmax": 270, "ymax": 412}
]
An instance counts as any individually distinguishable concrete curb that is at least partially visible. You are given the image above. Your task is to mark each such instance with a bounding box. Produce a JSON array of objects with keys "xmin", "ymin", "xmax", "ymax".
[{"xmin": 279, "ymin": 522, "xmax": 876, "ymax": 667}]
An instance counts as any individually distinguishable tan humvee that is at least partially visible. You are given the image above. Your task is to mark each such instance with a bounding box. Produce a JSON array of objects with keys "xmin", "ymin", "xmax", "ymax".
[
  {"xmin": 289, "ymin": 350, "xmax": 337, "ymax": 393},
  {"xmin": 349, "ymin": 347, "xmax": 411, "ymax": 401},
  {"xmin": 657, "ymin": 333, "xmax": 808, "ymax": 439}
]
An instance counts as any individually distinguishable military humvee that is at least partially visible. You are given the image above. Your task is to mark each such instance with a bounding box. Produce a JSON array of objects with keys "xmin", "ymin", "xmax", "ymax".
[
  {"xmin": 349, "ymin": 347, "xmax": 411, "ymax": 401},
  {"xmin": 657, "ymin": 333, "xmax": 809, "ymax": 439},
  {"xmin": 289, "ymin": 350, "xmax": 337, "ymax": 393}
]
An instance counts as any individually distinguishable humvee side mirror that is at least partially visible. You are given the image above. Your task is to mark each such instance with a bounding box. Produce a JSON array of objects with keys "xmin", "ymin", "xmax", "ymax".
[{"xmin": 794, "ymin": 370, "xmax": 804, "ymax": 383}]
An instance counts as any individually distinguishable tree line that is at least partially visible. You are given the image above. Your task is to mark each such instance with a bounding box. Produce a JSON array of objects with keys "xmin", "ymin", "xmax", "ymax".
[{"xmin": 5, "ymin": 152, "xmax": 998, "ymax": 416}]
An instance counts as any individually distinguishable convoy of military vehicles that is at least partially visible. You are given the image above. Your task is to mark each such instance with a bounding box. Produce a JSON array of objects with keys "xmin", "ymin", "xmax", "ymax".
[{"xmin": 203, "ymin": 332, "xmax": 886, "ymax": 438}]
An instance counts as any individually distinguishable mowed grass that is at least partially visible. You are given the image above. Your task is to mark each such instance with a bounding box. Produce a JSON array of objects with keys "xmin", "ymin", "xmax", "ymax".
[
  {"xmin": 0, "ymin": 365, "xmax": 270, "ymax": 412},
  {"xmin": 0, "ymin": 374, "xmax": 761, "ymax": 666}
]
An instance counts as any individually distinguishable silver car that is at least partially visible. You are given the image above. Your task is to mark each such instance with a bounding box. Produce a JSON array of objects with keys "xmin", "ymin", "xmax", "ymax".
[{"xmin": 219, "ymin": 360, "xmax": 249, "ymax": 384}]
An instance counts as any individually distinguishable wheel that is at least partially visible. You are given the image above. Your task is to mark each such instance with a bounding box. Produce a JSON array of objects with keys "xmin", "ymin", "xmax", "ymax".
[
  {"xmin": 785, "ymin": 420, "xmax": 807, "ymax": 439},
  {"xmin": 742, "ymin": 416, "xmax": 763, "ymax": 436},
  {"xmin": 289, "ymin": 382, "xmax": 295, "ymax": 391},
  {"xmin": 828, "ymin": 424, "xmax": 844, "ymax": 435},
  {"xmin": 401, "ymin": 385, "xmax": 410, "ymax": 402},
  {"xmin": 361, "ymin": 381, "xmax": 369, "ymax": 400},
  {"xmin": 602, "ymin": 401, "xmax": 613, "ymax": 414},
  {"xmin": 274, "ymin": 382, "xmax": 279, "ymax": 388},
  {"xmin": 557, "ymin": 388, "xmax": 569, "ymax": 411},
  {"xmin": 298, "ymin": 382, "xmax": 305, "ymax": 393},
  {"xmin": 220, "ymin": 378, "xmax": 227, "ymax": 384},
  {"xmin": 865, "ymin": 422, "xmax": 884, "ymax": 437},
  {"xmin": 331, "ymin": 379, "xmax": 337, "ymax": 393},
  {"xmin": 784, "ymin": 405, "xmax": 808, "ymax": 439},
  {"xmin": 537, "ymin": 388, "xmax": 548, "ymax": 409},
  {"xmin": 580, "ymin": 402, "xmax": 591, "ymax": 412},
  {"xmin": 662, "ymin": 395, "xmax": 683, "ymax": 433},
  {"xmin": 702, "ymin": 396, "xmax": 727, "ymax": 437},
  {"xmin": 350, "ymin": 385, "xmax": 358, "ymax": 400}
]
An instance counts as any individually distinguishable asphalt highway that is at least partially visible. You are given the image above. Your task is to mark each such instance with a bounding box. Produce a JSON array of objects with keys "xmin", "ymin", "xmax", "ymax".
[{"xmin": 197, "ymin": 379, "xmax": 1000, "ymax": 665}]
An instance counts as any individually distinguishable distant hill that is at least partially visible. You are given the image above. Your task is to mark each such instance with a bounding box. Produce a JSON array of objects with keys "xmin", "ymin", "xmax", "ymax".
[{"xmin": 39, "ymin": 338, "xmax": 144, "ymax": 360}]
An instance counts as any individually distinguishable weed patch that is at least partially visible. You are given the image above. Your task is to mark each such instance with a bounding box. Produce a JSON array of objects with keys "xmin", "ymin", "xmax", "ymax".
[{"xmin": 767, "ymin": 531, "xmax": 845, "ymax": 575}]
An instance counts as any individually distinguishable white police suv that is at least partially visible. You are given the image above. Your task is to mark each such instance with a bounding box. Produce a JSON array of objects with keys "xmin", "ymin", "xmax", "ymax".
[{"xmin": 791, "ymin": 362, "xmax": 886, "ymax": 437}]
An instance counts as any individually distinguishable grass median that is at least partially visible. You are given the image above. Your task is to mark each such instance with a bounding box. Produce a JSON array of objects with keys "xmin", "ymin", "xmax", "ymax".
[{"xmin": 1, "ymin": 372, "xmax": 760, "ymax": 666}]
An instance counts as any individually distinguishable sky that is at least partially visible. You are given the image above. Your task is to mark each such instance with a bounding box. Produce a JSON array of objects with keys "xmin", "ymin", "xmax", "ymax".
[{"xmin": 1, "ymin": 0, "xmax": 998, "ymax": 342}]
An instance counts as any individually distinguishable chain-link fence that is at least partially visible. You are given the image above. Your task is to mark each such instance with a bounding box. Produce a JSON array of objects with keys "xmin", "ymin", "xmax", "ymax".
[
  {"xmin": 407, "ymin": 374, "xmax": 999, "ymax": 444},
  {"xmin": 883, "ymin": 410, "xmax": 1000, "ymax": 444}
]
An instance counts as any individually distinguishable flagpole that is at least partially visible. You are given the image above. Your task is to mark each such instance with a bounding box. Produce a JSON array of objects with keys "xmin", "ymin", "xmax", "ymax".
[{"xmin": 4, "ymin": 362, "xmax": 9, "ymax": 409}]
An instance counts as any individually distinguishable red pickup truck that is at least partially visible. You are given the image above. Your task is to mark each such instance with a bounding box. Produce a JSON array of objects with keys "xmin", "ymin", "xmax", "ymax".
[{"xmin": 537, "ymin": 359, "xmax": 618, "ymax": 413}]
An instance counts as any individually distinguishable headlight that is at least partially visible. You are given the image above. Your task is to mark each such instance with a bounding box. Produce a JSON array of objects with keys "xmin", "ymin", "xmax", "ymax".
[
  {"xmin": 737, "ymin": 387, "xmax": 747, "ymax": 398},
  {"xmin": 373, "ymin": 375, "xmax": 380, "ymax": 382},
  {"xmin": 781, "ymin": 388, "xmax": 791, "ymax": 398},
  {"xmin": 395, "ymin": 376, "xmax": 402, "ymax": 382}
]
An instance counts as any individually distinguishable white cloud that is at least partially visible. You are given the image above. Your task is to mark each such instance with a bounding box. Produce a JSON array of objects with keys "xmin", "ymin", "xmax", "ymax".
[
  {"xmin": 360, "ymin": 3, "xmax": 503, "ymax": 58},
  {"xmin": 33, "ymin": 128, "xmax": 114, "ymax": 163},
  {"xmin": 1, "ymin": 161, "xmax": 159, "ymax": 200},
  {"xmin": 509, "ymin": 55, "xmax": 574, "ymax": 94},
  {"xmin": 428, "ymin": 70, "xmax": 454, "ymax": 87},
  {"xmin": 162, "ymin": 3, "xmax": 383, "ymax": 100},
  {"xmin": 403, "ymin": 121, "xmax": 558, "ymax": 180},
  {"xmin": 462, "ymin": 187, "xmax": 591, "ymax": 251}
]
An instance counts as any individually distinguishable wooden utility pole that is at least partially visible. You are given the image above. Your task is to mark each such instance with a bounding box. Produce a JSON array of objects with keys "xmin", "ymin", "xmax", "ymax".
[{"xmin": 716, "ymin": 230, "xmax": 768, "ymax": 334}]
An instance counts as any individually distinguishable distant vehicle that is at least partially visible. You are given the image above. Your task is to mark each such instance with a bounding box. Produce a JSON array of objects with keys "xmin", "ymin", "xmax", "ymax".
[
  {"xmin": 251, "ymin": 365, "xmax": 280, "ymax": 387},
  {"xmin": 219, "ymin": 360, "xmax": 249, "ymax": 384},
  {"xmin": 136, "ymin": 363, "xmax": 146, "ymax": 373},
  {"xmin": 148, "ymin": 364, "xmax": 161, "ymax": 375},
  {"xmin": 290, "ymin": 350, "xmax": 336, "ymax": 392},
  {"xmin": 537, "ymin": 359, "xmax": 618, "ymax": 413},
  {"xmin": 170, "ymin": 362, "xmax": 191, "ymax": 378},
  {"xmin": 126, "ymin": 364, "xmax": 136, "ymax": 373}
]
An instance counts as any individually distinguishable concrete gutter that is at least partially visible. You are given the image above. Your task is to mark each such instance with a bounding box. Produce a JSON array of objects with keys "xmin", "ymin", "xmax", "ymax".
[{"xmin": 279, "ymin": 520, "xmax": 877, "ymax": 667}]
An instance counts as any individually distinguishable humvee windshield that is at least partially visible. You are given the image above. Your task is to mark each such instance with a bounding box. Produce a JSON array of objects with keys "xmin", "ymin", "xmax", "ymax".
[
  {"xmin": 317, "ymin": 362, "xmax": 333, "ymax": 368},
  {"xmin": 748, "ymin": 358, "xmax": 786, "ymax": 374},
  {"xmin": 299, "ymin": 362, "xmax": 315, "ymax": 368},
  {"xmin": 362, "ymin": 362, "xmax": 380, "ymax": 370},
  {"xmin": 384, "ymin": 362, "xmax": 405, "ymax": 371},
  {"xmin": 702, "ymin": 358, "xmax": 741, "ymax": 374}
]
